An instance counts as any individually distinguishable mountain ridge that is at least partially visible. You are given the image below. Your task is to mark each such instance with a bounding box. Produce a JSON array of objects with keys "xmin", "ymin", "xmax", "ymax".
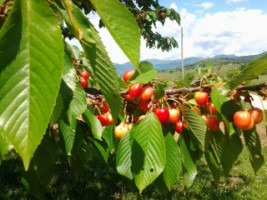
[{"xmin": 114, "ymin": 52, "xmax": 266, "ymax": 75}]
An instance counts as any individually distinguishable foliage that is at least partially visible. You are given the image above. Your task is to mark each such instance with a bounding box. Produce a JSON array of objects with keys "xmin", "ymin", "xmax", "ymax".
[
  {"xmin": 0, "ymin": 0, "xmax": 266, "ymax": 199},
  {"xmin": 64, "ymin": 0, "xmax": 180, "ymax": 51}
]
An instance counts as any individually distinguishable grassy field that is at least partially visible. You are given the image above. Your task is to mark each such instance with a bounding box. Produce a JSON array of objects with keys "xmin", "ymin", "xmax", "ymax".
[
  {"xmin": 0, "ymin": 122, "xmax": 266, "ymax": 200},
  {"xmin": 157, "ymin": 64, "xmax": 267, "ymax": 85}
]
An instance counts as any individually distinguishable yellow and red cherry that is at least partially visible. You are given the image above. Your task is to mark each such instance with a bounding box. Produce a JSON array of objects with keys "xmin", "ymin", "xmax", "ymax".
[
  {"xmin": 123, "ymin": 69, "xmax": 135, "ymax": 84},
  {"xmin": 128, "ymin": 83, "xmax": 143, "ymax": 98},
  {"xmin": 194, "ymin": 91, "xmax": 209, "ymax": 106}
]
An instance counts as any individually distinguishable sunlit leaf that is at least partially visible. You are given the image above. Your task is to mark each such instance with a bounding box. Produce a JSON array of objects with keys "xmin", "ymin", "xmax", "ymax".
[
  {"xmin": 132, "ymin": 113, "xmax": 166, "ymax": 193},
  {"xmin": 0, "ymin": 0, "xmax": 63, "ymax": 169},
  {"xmin": 116, "ymin": 131, "xmax": 133, "ymax": 180},
  {"xmin": 90, "ymin": 0, "xmax": 140, "ymax": 69}
]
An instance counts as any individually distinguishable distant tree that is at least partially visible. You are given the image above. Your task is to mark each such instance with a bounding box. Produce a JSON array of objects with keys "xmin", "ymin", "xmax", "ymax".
[{"xmin": 72, "ymin": 0, "xmax": 180, "ymax": 51}]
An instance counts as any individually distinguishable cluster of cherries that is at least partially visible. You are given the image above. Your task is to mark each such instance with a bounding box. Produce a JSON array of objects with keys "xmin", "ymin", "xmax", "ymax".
[
  {"xmin": 96, "ymin": 102, "xmax": 133, "ymax": 139},
  {"xmin": 79, "ymin": 69, "xmax": 90, "ymax": 88},
  {"xmin": 123, "ymin": 70, "xmax": 187, "ymax": 135},
  {"xmin": 193, "ymin": 91, "xmax": 220, "ymax": 131},
  {"xmin": 96, "ymin": 100, "xmax": 114, "ymax": 126},
  {"xmin": 95, "ymin": 69, "xmax": 264, "ymax": 140},
  {"xmin": 193, "ymin": 91, "xmax": 263, "ymax": 131},
  {"xmin": 233, "ymin": 108, "xmax": 263, "ymax": 131},
  {"xmin": 123, "ymin": 69, "xmax": 154, "ymax": 111}
]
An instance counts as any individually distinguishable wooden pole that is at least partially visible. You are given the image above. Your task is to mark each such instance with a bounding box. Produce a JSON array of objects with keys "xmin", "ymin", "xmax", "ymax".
[{"xmin": 181, "ymin": 26, "xmax": 184, "ymax": 80}]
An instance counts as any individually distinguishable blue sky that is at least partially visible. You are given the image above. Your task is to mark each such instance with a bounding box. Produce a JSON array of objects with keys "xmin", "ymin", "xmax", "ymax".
[
  {"xmin": 67, "ymin": 0, "xmax": 267, "ymax": 63},
  {"xmin": 159, "ymin": 0, "xmax": 267, "ymax": 14}
]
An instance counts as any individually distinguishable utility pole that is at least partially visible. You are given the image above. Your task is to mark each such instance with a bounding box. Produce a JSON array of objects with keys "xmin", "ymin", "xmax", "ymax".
[{"xmin": 181, "ymin": 26, "xmax": 184, "ymax": 80}]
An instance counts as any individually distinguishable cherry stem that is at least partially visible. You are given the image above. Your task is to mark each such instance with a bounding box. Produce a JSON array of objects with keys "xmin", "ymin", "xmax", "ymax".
[{"xmin": 72, "ymin": 58, "xmax": 89, "ymax": 66}]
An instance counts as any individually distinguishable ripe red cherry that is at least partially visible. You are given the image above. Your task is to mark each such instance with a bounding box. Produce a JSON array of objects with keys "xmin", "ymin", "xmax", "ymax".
[
  {"xmin": 139, "ymin": 98, "xmax": 150, "ymax": 111},
  {"xmin": 206, "ymin": 102, "xmax": 217, "ymax": 115},
  {"xmin": 79, "ymin": 78, "xmax": 88, "ymax": 88},
  {"xmin": 97, "ymin": 114, "xmax": 110, "ymax": 126},
  {"xmin": 100, "ymin": 100, "xmax": 109, "ymax": 113},
  {"xmin": 182, "ymin": 121, "xmax": 187, "ymax": 128},
  {"xmin": 159, "ymin": 12, "xmax": 166, "ymax": 18},
  {"xmin": 243, "ymin": 118, "xmax": 254, "ymax": 131},
  {"xmin": 123, "ymin": 69, "xmax": 135, "ymax": 83},
  {"xmin": 176, "ymin": 121, "xmax": 183, "ymax": 133},
  {"xmin": 194, "ymin": 91, "xmax": 209, "ymax": 106},
  {"xmin": 233, "ymin": 111, "xmax": 252, "ymax": 130},
  {"xmin": 140, "ymin": 86, "xmax": 154, "ymax": 101},
  {"xmin": 123, "ymin": 94, "xmax": 133, "ymax": 101},
  {"xmin": 128, "ymin": 83, "xmax": 143, "ymax": 98},
  {"xmin": 249, "ymin": 108, "xmax": 263, "ymax": 124},
  {"xmin": 80, "ymin": 69, "xmax": 90, "ymax": 80},
  {"xmin": 206, "ymin": 116, "xmax": 219, "ymax": 131},
  {"xmin": 154, "ymin": 107, "xmax": 170, "ymax": 123},
  {"xmin": 167, "ymin": 109, "xmax": 180, "ymax": 123},
  {"xmin": 124, "ymin": 94, "xmax": 133, "ymax": 101}
]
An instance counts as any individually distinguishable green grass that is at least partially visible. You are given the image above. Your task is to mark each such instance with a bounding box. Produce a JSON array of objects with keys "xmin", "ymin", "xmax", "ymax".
[{"xmin": 1, "ymin": 128, "xmax": 266, "ymax": 200}]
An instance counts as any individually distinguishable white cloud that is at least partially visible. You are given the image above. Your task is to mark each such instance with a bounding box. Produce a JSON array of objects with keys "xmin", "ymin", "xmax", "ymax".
[
  {"xmin": 170, "ymin": 2, "xmax": 178, "ymax": 11},
  {"xmin": 67, "ymin": 8, "xmax": 267, "ymax": 65},
  {"xmin": 185, "ymin": 8, "xmax": 267, "ymax": 58},
  {"xmin": 227, "ymin": 0, "xmax": 246, "ymax": 4},
  {"xmin": 199, "ymin": 2, "xmax": 214, "ymax": 10}
]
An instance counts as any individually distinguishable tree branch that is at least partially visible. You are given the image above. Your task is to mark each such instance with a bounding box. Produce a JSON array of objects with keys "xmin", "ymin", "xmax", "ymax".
[
  {"xmin": 236, "ymin": 83, "xmax": 267, "ymax": 91},
  {"xmin": 84, "ymin": 83, "xmax": 267, "ymax": 99}
]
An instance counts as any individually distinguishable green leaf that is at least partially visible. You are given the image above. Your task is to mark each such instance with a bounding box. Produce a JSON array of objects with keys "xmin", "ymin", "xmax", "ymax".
[
  {"xmin": 243, "ymin": 129, "xmax": 264, "ymax": 173},
  {"xmin": 54, "ymin": 3, "xmax": 122, "ymax": 121},
  {"xmin": 179, "ymin": 133, "xmax": 197, "ymax": 188},
  {"xmin": 0, "ymin": 0, "xmax": 63, "ymax": 170},
  {"xmin": 211, "ymin": 87, "xmax": 229, "ymax": 113},
  {"xmin": 171, "ymin": 9, "xmax": 181, "ymax": 24},
  {"xmin": 205, "ymin": 131, "xmax": 220, "ymax": 183},
  {"xmin": 185, "ymin": 107, "xmax": 207, "ymax": 151},
  {"xmin": 225, "ymin": 53, "xmax": 267, "ymax": 90},
  {"xmin": 68, "ymin": 121, "xmax": 91, "ymax": 179},
  {"xmin": 102, "ymin": 125, "xmax": 116, "ymax": 152},
  {"xmin": 22, "ymin": 133, "xmax": 57, "ymax": 199},
  {"xmin": 205, "ymin": 148, "xmax": 220, "ymax": 183},
  {"xmin": 174, "ymin": 80, "xmax": 191, "ymax": 88},
  {"xmin": 58, "ymin": 44, "xmax": 87, "ymax": 155},
  {"xmin": 90, "ymin": 0, "xmax": 140, "ymax": 69},
  {"xmin": 82, "ymin": 109, "xmax": 102, "ymax": 141},
  {"xmin": 132, "ymin": 113, "xmax": 166, "ymax": 193},
  {"xmin": 0, "ymin": 134, "xmax": 10, "ymax": 161},
  {"xmin": 69, "ymin": 45, "xmax": 83, "ymax": 59},
  {"xmin": 212, "ymin": 130, "xmax": 243, "ymax": 176},
  {"xmin": 74, "ymin": 12, "xmax": 122, "ymax": 121},
  {"xmin": 154, "ymin": 81, "xmax": 168, "ymax": 100},
  {"xmin": 211, "ymin": 88, "xmax": 242, "ymax": 135},
  {"xmin": 88, "ymin": 137, "xmax": 109, "ymax": 164},
  {"xmin": 161, "ymin": 132, "xmax": 181, "ymax": 191},
  {"xmin": 61, "ymin": 44, "xmax": 87, "ymax": 128},
  {"xmin": 130, "ymin": 61, "xmax": 157, "ymax": 84},
  {"xmin": 116, "ymin": 131, "xmax": 133, "ymax": 180},
  {"xmin": 59, "ymin": 120, "xmax": 76, "ymax": 155},
  {"xmin": 50, "ymin": 93, "xmax": 63, "ymax": 126}
]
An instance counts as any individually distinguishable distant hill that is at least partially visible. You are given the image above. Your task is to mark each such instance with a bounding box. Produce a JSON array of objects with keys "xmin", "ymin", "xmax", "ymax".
[
  {"xmin": 184, "ymin": 52, "xmax": 266, "ymax": 70},
  {"xmin": 114, "ymin": 52, "xmax": 266, "ymax": 74},
  {"xmin": 114, "ymin": 57, "xmax": 203, "ymax": 75}
]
